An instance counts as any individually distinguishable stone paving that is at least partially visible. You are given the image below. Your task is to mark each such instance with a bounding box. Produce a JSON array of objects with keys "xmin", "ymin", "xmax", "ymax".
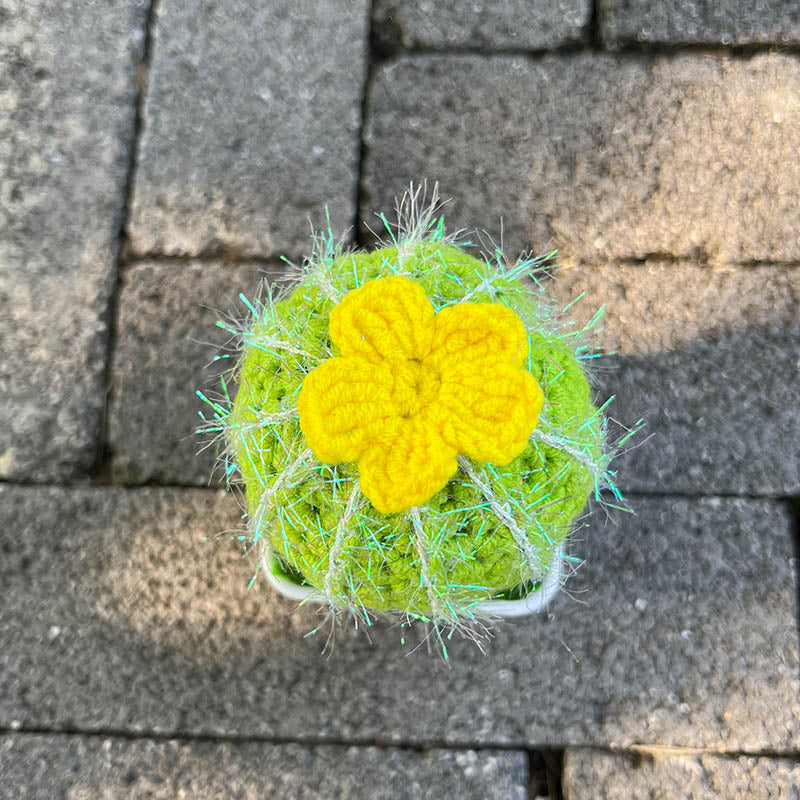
[{"xmin": 2, "ymin": 1, "xmax": 799, "ymax": 797}]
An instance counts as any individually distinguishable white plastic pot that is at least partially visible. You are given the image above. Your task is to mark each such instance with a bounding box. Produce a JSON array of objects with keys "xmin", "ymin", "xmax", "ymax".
[{"xmin": 261, "ymin": 545, "xmax": 563, "ymax": 618}]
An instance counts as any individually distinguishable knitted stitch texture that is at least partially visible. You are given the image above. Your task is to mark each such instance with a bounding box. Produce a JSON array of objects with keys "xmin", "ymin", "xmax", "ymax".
[
  {"xmin": 298, "ymin": 275, "xmax": 545, "ymax": 513},
  {"xmin": 202, "ymin": 208, "xmax": 631, "ymax": 627}
]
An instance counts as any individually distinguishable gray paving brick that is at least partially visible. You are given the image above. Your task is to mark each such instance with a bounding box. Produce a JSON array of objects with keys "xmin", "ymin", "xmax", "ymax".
[
  {"xmin": 108, "ymin": 261, "xmax": 271, "ymax": 485},
  {"xmin": 373, "ymin": 0, "xmax": 590, "ymax": 51},
  {"xmin": 110, "ymin": 259, "xmax": 800, "ymax": 495},
  {"xmin": 1, "ymin": 486, "xmax": 797, "ymax": 751},
  {"xmin": 562, "ymin": 748, "xmax": 800, "ymax": 800},
  {"xmin": 548, "ymin": 262, "xmax": 800, "ymax": 495},
  {"xmin": 362, "ymin": 53, "xmax": 800, "ymax": 265},
  {"xmin": 598, "ymin": 0, "xmax": 800, "ymax": 47},
  {"xmin": 0, "ymin": 0, "xmax": 147, "ymax": 481},
  {"xmin": 0, "ymin": 735, "xmax": 526, "ymax": 800},
  {"xmin": 128, "ymin": 0, "xmax": 369, "ymax": 259}
]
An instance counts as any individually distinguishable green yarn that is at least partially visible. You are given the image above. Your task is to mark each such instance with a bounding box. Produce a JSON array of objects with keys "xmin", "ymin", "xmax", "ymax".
[{"xmin": 220, "ymin": 233, "xmax": 610, "ymax": 621}]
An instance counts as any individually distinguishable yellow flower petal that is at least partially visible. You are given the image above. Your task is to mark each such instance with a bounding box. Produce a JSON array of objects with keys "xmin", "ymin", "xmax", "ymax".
[
  {"xmin": 428, "ymin": 302, "xmax": 529, "ymax": 370},
  {"xmin": 430, "ymin": 361, "xmax": 544, "ymax": 464},
  {"xmin": 359, "ymin": 415, "xmax": 458, "ymax": 513},
  {"xmin": 298, "ymin": 357, "xmax": 399, "ymax": 464},
  {"xmin": 329, "ymin": 276, "xmax": 435, "ymax": 363}
]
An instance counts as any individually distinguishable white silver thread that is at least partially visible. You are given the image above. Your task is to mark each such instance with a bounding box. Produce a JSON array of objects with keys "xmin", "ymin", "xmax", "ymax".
[
  {"xmin": 396, "ymin": 181, "xmax": 442, "ymax": 246},
  {"xmin": 221, "ymin": 408, "xmax": 299, "ymax": 437},
  {"xmin": 408, "ymin": 507, "xmax": 445, "ymax": 619},
  {"xmin": 456, "ymin": 276, "xmax": 493, "ymax": 304},
  {"xmin": 255, "ymin": 407, "xmax": 299, "ymax": 425},
  {"xmin": 248, "ymin": 335, "xmax": 316, "ymax": 360},
  {"xmin": 251, "ymin": 447, "xmax": 313, "ymax": 534},
  {"xmin": 532, "ymin": 418, "xmax": 609, "ymax": 480},
  {"xmin": 323, "ymin": 480, "xmax": 362, "ymax": 608},
  {"xmin": 458, "ymin": 455, "xmax": 544, "ymax": 580}
]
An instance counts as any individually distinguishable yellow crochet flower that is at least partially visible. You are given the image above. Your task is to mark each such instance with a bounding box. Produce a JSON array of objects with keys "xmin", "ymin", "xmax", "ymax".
[{"xmin": 297, "ymin": 276, "xmax": 544, "ymax": 513}]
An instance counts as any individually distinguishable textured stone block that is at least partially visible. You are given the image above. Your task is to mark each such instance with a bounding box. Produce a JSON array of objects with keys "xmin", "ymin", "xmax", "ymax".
[
  {"xmin": 108, "ymin": 261, "xmax": 271, "ymax": 485},
  {"xmin": 598, "ymin": 0, "xmax": 800, "ymax": 47},
  {"xmin": 562, "ymin": 748, "xmax": 800, "ymax": 800},
  {"xmin": 0, "ymin": 735, "xmax": 526, "ymax": 800},
  {"xmin": 1, "ymin": 486, "xmax": 796, "ymax": 750},
  {"xmin": 373, "ymin": 0, "xmax": 590, "ymax": 50},
  {"xmin": 363, "ymin": 53, "xmax": 800, "ymax": 265},
  {"xmin": 128, "ymin": 0, "xmax": 369, "ymax": 258},
  {"xmin": 548, "ymin": 262, "xmax": 800, "ymax": 495},
  {"xmin": 0, "ymin": 0, "xmax": 147, "ymax": 480}
]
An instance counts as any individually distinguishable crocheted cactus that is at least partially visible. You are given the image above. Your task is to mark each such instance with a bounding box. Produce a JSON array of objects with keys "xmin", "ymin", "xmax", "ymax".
[{"xmin": 198, "ymin": 190, "xmax": 635, "ymax": 641}]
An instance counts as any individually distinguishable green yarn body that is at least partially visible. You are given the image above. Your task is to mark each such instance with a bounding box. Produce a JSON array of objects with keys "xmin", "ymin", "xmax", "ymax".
[{"xmin": 222, "ymin": 235, "xmax": 608, "ymax": 621}]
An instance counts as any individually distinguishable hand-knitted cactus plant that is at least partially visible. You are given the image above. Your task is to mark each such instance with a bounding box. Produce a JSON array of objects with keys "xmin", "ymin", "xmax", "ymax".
[{"xmin": 197, "ymin": 188, "xmax": 638, "ymax": 651}]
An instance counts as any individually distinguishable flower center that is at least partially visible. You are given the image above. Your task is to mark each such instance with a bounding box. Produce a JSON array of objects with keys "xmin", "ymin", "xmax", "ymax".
[{"xmin": 391, "ymin": 358, "xmax": 442, "ymax": 419}]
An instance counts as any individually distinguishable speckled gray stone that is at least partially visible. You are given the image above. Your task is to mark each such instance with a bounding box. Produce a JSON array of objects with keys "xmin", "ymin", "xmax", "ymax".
[
  {"xmin": 128, "ymin": 0, "xmax": 369, "ymax": 259},
  {"xmin": 548, "ymin": 262, "xmax": 800, "ymax": 495},
  {"xmin": 0, "ymin": 736, "xmax": 527, "ymax": 800},
  {"xmin": 1, "ymin": 486, "xmax": 797, "ymax": 750},
  {"xmin": 373, "ymin": 0, "xmax": 590, "ymax": 51},
  {"xmin": 598, "ymin": 0, "xmax": 800, "ymax": 47},
  {"xmin": 108, "ymin": 261, "xmax": 275, "ymax": 485},
  {"xmin": 562, "ymin": 748, "xmax": 800, "ymax": 800},
  {"xmin": 362, "ymin": 53, "xmax": 800, "ymax": 265},
  {"xmin": 0, "ymin": 0, "xmax": 147, "ymax": 481}
]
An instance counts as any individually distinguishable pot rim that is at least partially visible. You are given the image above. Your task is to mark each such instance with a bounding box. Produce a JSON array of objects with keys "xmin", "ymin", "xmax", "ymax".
[{"xmin": 260, "ymin": 544, "xmax": 564, "ymax": 618}]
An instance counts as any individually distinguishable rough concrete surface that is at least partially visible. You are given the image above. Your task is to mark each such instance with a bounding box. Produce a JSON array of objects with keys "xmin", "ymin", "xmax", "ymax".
[
  {"xmin": 547, "ymin": 262, "xmax": 800, "ymax": 495},
  {"xmin": 108, "ymin": 261, "xmax": 276, "ymax": 485},
  {"xmin": 128, "ymin": 0, "xmax": 369, "ymax": 259},
  {"xmin": 562, "ymin": 748, "xmax": 800, "ymax": 799},
  {"xmin": 5, "ymin": 1, "xmax": 800, "ymax": 796},
  {"xmin": 373, "ymin": 0, "xmax": 590, "ymax": 51},
  {"xmin": 1, "ymin": 485, "xmax": 796, "ymax": 751},
  {"xmin": 0, "ymin": 0, "xmax": 147, "ymax": 481},
  {"xmin": 363, "ymin": 53, "xmax": 800, "ymax": 265},
  {"xmin": 598, "ymin": 0, "xmax": 800, "ymax": 46},
  {"xmin": 0, "ymin": 735, "xmax": 527, "ymax": 800},
  {"xmin": 107, "ymin": 259, "xmax": 800, "ymax": 496}
]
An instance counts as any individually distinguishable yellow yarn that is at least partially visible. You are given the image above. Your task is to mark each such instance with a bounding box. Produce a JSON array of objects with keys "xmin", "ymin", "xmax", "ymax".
[{"xmin": 297, "ymin": 275, "xmax": 544, "ymax": 513}]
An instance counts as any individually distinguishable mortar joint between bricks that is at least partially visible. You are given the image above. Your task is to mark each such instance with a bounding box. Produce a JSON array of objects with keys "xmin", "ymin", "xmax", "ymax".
[
  {"xmin": 787, "ymin": 497, "xmax": 800, "ymax": 658},
  {"xmin": 90, "ymin": 0, "xmax": 162, "ymax": 483},
  {"xmin": 354, "ymin": 0, "xmax": 380, "ymax": 248}
]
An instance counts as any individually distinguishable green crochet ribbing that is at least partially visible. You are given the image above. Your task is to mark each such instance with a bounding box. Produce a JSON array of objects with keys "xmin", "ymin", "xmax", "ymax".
[{"xmin": 227, "ymin": 240, "xmax": 602, "ymax": 617}]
